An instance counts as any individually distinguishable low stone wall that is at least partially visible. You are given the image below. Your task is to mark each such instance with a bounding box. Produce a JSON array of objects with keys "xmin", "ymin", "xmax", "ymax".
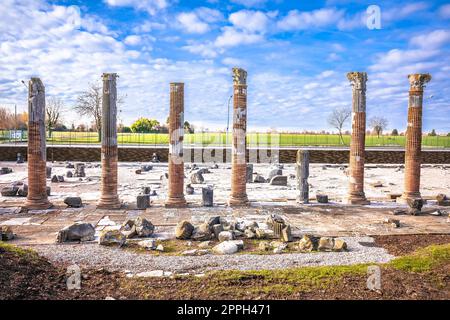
[{"xmin": 0, "ymin": 145, "xmax": 449, "ymax": 164}]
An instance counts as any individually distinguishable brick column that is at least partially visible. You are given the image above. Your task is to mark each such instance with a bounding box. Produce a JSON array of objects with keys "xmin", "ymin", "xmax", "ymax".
[
  {"xmin": 97, "ymin": 73, "xmax": 121, "ymax": 209},
  {"xmin": 228, "ymin": 68, "xmax": 248, "ymax": 206},
  {"xmin": 345, "ymin": 72, "xmax": 369, "ymax": 205},
  {"xmin": 400, "ymin": 73, "xmax": 431, "ymax": 203},
  {"xmin": 165, "ymin": 83, "xmax": 187, "ymax": 208},
  {"xmin": 24, "ymin": 78, "xmax": 52, "ymax": 209}
]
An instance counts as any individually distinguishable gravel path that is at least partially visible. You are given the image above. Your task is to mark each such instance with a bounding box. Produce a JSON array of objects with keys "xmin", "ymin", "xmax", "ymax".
[{"xmin": 23, "ymin": 236, "xmax": 394, "ymax": 275}]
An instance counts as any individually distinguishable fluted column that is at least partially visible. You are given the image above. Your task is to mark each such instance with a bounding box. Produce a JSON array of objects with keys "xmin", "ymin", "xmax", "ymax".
[
  {"xmin": 97, "ymin": 73, "xmax": 121, "ymax": 209},
  {"xmin": 24, "ymin": 78, "xmax": 52, "ymax": 209},
  {"xmin": 345, "ymin": 72, "xmax": 369, "ymax": 205},
  {"xmin": 400, "ymin": 73, "xmax": 431, "ymax": 203},
  {"xmin": 228, "ymin": 68, "xmax": 248, "ymax": 206},
  {"xmin": 165, "ymin": 82, "xmax": 187, "ymax": 208},
  {"xmin": 296, "ymin": 149, "xmax": 309, "ymax": 204}
]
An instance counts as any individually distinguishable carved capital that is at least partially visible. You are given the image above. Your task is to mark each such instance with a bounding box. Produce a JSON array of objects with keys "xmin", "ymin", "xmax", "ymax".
[
  {"xmin": 102, "ymin": 73, "xmax": 118, "ymax": 81},
  {"xmin": 408, "ymin": 73, "xmax": 431, "ymax": 91},
  {"xmin": 232, "ymin": 68, "xmax": 247, "ymax": 85},
  {"xmin": 347, "ymin": 72, "xmax": 367, "ymax": 90}
]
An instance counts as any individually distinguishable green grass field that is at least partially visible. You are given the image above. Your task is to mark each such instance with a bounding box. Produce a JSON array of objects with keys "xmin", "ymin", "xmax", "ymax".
[{"xmin": 1, "ymin": 131, "xmax": 449, "ymax": 147}]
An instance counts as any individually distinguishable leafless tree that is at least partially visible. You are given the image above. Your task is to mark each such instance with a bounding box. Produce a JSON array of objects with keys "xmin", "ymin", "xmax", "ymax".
[
  {"xmin": 46, "ymin": 97, "xmax": 64, "ymax": 138},
  {"xmin": 369, "ymin": 116, "xmax": 388, "ymax": 138},
  {"xmin": 327, "ymin": 107, "xmax": 352, "ymax": 145},
  {"xmin": 0, "ymin": 107, "xmax": 13, "ymax": 130},
  {"xmin": 75, "ymin": 82, "xmax": 125, "ymax": 142},
  {"xmin": 75, "ymin": 83, "xmax": 103, "ymax": 141}
]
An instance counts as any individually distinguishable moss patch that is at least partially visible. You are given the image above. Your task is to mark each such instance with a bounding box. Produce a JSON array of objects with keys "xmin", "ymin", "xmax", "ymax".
[{"xmin": 389, "ymin": 243, "xmax": 450, "ymax": 273}]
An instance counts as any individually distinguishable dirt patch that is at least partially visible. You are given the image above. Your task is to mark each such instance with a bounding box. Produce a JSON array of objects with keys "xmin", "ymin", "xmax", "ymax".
[
  {"xmin": 1, "ymin": 238, "xmax": 449, "ymax": 300},
  {"xmin": 373, "ymin": 234, "xmax": 450, "ymax": 256}
]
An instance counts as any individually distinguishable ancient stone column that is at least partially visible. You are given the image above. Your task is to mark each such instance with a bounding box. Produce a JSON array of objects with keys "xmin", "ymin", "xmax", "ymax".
[
  {"xmin": 400, "ymin": 73, "xmax": 431, "ymax": 203},
  {"xmin": 296, "ymin": 149, "xmax": 309, "ymax": 204},
  {"xmin": 228, "ymin": 68, "xmax": 248, "ymax": 206},
  {"xmin": 165, "ymin": 82, "xmax": 187, "ymax": 208},
  {"xmin": 97, "ymin": 73, "xmax": 121, "ymax": 209},
  {"xmin": 345, "ymin": 72, "xmax": 369, "ymax": 205},
  {"xmin": 24, "ymin": 78, "xmax": 52, "ymax": 209}
]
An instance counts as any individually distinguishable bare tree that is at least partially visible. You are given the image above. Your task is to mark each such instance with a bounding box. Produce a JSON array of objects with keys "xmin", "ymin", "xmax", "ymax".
[
  {"xmin": 327, "ymin": 107, "xmax": 352, "ymax": 145},
  {"xmin": 75, "ymin": 83, "xmax": 103, "ymax": 142},
  {"xmin": 0, "ymin": 107, "xmax": 13, "ymax": 130},
  {"xmin": 369, "ymin": 116, "xmax": 388, "ymax": 138},
  {"xmin": 46, "ymin": 97, "xmax": 64, "ymax": 138},
  {"xmin": 75, "ymin": 82, "xmax": 125, "ymax": 142}
]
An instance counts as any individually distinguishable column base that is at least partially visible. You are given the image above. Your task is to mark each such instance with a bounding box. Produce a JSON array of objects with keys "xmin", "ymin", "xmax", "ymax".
[
  {"xmin": 397, "ymin": 192, "xmax": 422, "ymax": 204},
  {"xmin": 23, "ymin": 199, "xmax": 53, "ymax": 210},
  {"xmin": 228, "ymin": 195, "xmax": 249, "ymax": 207},
  {"xmin": 344, "ymin": 195, "xmax": 370, "ymax": 205},
  {"xmin": 97, "ymin": 197, "xmax": 122, "ymax": 210},
  {"xmin": 165, "ymin": 197, "xmax": 187, "ymax": 208}
]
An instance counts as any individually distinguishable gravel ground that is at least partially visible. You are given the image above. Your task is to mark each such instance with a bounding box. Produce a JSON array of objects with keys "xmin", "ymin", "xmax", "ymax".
[{"xmin": 23, "ymin": 236, "xmax": 394, "ymax": 275}]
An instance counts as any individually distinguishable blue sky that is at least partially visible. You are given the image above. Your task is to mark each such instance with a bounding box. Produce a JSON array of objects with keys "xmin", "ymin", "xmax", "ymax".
[{"xmin": 1, "ymin": 0, "xmax": 449, "ymax": 133}]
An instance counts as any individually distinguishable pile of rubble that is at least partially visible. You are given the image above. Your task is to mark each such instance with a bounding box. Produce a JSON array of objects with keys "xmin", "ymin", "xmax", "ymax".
[
  {"xmin": 1, "ymin": 181, "xmax": 50, "ymax": 197},
  {"xmin": 0, "ymin": 226, "xmax": 15, "ymax": 241}
]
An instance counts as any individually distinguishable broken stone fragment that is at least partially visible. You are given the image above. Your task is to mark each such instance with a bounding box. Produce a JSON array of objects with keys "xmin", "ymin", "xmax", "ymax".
[
  {"xmin": 17, "ymin": 184, "xmax": 28, "ymax": 197},
  {"xmin": 272, "ymin": 241, "xmax": 288, "ymax": 254},
  {"xmin": 198, "ymin": 241, "xmax": 211, "ymax": 248},
  {"xmin": 332, "ymin": 239, "xmax": 347, "ymax": 252},
  {"xmin": 255, "ymin": 228, "xmax": 269, "ymax": 239},
  {"xmin": 212, "ymin": 241, "xmax": 239, "ymax": 254},
  {"xmin": 270, "ymin": 175, "xmax": 288, "ymax": 186},
  {"xmin": 155, "ymin": 244, "xmax": 164, "ymax": 252},
  {"xmin": 297, "ymin": 235, "xmax": 316, "ymax": 252},
  {"xmin": 57, "ymin": 223, "xmax": 95, "ymax": 243},
  {"xmin": 318, "ymin": 237, "xmax": 334, "ymax": 251},
  {"xmin": 185, "ymin": 184, "xmax": 194, "ymax": 195},
  {"xmin": 191, "ymin": 223, "xmax": 213, "ymax": 241},
  {"xmin": 244, "ymin": 229, "xmax": 256, "ymax": 239},
  {"xmin": 202, "ymin": 186, "xmax": 213, "ymax": 207},
  {"xmin": 141, "ymin": 165, "xmax": 153, "ymax": 172},
  {"xmin": 392, "ymin": 208, "xmax": 407, "ymax": 215},
  {"xmin": 98, "ymin": 227, "xmax": 126, "ymax": 246},
  {"xmin": 1, "ymin": 186, "xmax": 19, "ymax": 197},
  {"xmin": 66, "ymin": 171, "xmax": 73, "ymax": 178},
  {"xmin": 190, "ymin": 172, "xmax": 204, "ymax": 184},
  {"xmin": 1, "ymin": 226, "xmax": 15, "ymax": 241},
  {"xmin": 253, "ymin": 174, "xmax": 266, "ymax": 183},
  {"xmin": 16, "ymin": 153, "xmax": 24, "ymax": 164},
  {"xmin": 281, "ymin": 225, "xmax": 293, "ymax": 242},
  {"xmin": 436, "ymin": 193, "xmax": 449, "ymax": 206},
  {"xmin": 0, "ymin": 167, "xmax": 13, "ymax": 175},
  {"xmin": 122, "ymin": 217, "xmax": 154, "ymax": 238},
  {"xmin": 316, "ymin": 194, "xmax": 329, "ymax": 203},
  {"xmin": 65, "ymin": 163, "xmax": 75, "ymax": 169},
  {"xmin": 182, "ymin": 249, "xmax": 210, "ymax": 256},
  {"xmin": 371, "ymin": 181, "xmax": 383, "ymax": 187},
  {"xmin": 259, "ymin": 241, "xmax": 270, "ymax": 251},
  {"xmin": 64, "ymin": 196, "xmax": 83, "ymax": 208},
  {"xmin": 384, "ymin": 218, "xmax": 400, "ymax": 228},
  {"xmin": 246, "ymin": 164, "xmax": 253, "ymax": 183},
  {"xmin": 218, "ymin": 231, "xmax": 234, "ymax": 242},
  {"xmin": 137, "ymin": 239, "xmax": 156, "ymax": 250},
  {"xmin": 387, "ymin": 193, "xmax": 402, "ymax": 200},
  {"xmin": 136, "ymin": 194, "xmax": 150, "ymax": 209},
  {"xmin": 135, "ymin": 169, "xmax": 142, "ymax": 174},
  {"xmin": 142, "ymin": 187, "xmax": 151, "ymax": 195},
  {"xmin": 175, "ymin": 220, "xmax": 195, "ymax": 240},
  {"xmin": 407, "ymin": 198, "xmax": 423, "ymax": 215},
  {"xmin": 51, "ymin": 175, "xmax": 58, "ymax": 183},
  {"xmin": 267, "ymin": 168, "xmax": 282, "ymax": 181}
]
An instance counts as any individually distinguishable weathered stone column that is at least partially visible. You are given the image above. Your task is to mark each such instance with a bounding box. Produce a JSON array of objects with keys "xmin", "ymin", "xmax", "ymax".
[
  {"xmin": 24, "ymin": 78, "xmax": 52, "ymax": 209},
  {"xmin": 97, "ymin": 73, "xmax": 121, "ymax": 209},
  {"xmin": 165, "ymin": 82, "xmax": 187, "ymax": 208},
  {"xmin": 296, "ymin": 149, "xmax": 309, "ymax": 204},
  {"xmin": 228, "ymin": 68, "xmax": 248, "ymax": 206},
  {"xmin": 345, "ymin": 72, "xmax": 369, "ymax": 205},
  {"xmin": 400, "ymin": 73, "xmax": 431, "ymax": 203}
]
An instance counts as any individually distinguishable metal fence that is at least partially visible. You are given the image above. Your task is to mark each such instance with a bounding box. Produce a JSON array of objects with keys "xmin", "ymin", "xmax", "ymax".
[{"xmin": 0, "ymin": 130, "xmax": 449, "ymax": 148}]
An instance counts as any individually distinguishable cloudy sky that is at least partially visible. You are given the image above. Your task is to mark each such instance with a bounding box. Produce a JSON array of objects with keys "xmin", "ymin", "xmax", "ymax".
[{"xmin": 1, "ymin": 0, "xmax": 449, "ymax": 133}]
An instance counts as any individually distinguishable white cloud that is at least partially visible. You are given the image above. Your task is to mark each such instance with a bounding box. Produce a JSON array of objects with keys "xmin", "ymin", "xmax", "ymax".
[
  {"xmin": 177, "ymin": 12, "xmax": 210, "ymax": 34},
  {"xmin": 410, "ymin": 29, "xmax": 450, "ymax": 49},
  {"xmin": 214, "ymin": 26, "xmax": 264, "ymax": 47},
  {"xmin": 277, "ymin": 8, "xmax": 344, "ymax": 31},
  {"xmin": 124, "ymin": 35, "xmax": 141, "ymax": 45},
  {"xmin": 104, "ymin": 0, "xmax": 168, "ymax": 15},
  {"xmin": 383, "ymin": 2, "xmax": 430, "ymax": 22},
  {"xmin": 230, "ymin": 0, "xmax": 267, "ymax": 8},
  {"xmin": 182, "ymin": 42, "xmax": 219, "ymax": 58},
  {"xmin": 229, "ymin": 10, "xmax": 270, "ymax": 33},
  {"xmin": 439, "ymin": 4, "xmax": 450, "ymax": 19},
  {"xmin": 176, "ymin": 7, "xmax": 223, "ymax": 34}
]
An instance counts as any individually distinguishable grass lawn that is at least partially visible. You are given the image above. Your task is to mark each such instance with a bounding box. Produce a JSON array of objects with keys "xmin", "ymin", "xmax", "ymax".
[{"xmin": 1, "ymin": 130, "xmax": 449, "ymax": 147}]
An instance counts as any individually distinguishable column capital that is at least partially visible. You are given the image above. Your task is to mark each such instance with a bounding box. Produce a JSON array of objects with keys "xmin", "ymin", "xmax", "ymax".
[
  {"xmin": 232, "ymin": 67, "xmax": 247, "ymax": 85},
  {"xmin": 102, "ymin": 73, "xmax": 118, "ymax": 81},
  {"xmin": 347, "ymin": 72, "xmax": 367, "ymax": 90},
  {"xmin": 408, "ymin": 73, "xmax": 431, "ymax": 91}
]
